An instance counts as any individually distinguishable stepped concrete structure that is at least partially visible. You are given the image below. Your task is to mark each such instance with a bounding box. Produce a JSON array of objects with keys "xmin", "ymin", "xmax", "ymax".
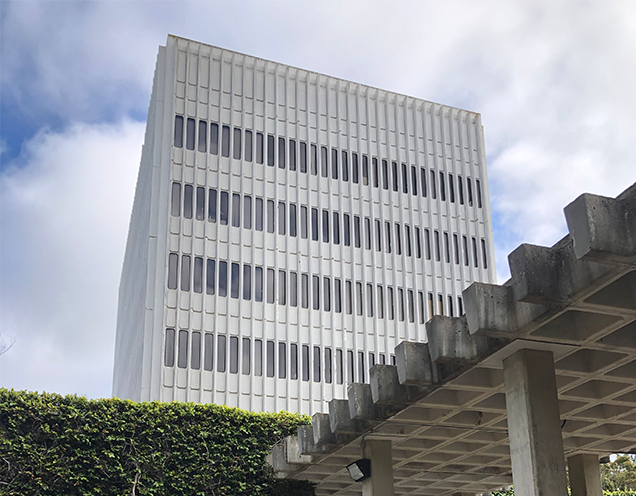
[{"xmin": 270, "ymin": 182, "xmax": 636, "ymax": 496}]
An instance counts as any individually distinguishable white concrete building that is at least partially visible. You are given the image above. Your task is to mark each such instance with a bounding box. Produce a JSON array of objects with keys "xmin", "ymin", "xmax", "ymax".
[{"xmin": 112, "ymin": 35, "xmax": 496, "ymax": 415}]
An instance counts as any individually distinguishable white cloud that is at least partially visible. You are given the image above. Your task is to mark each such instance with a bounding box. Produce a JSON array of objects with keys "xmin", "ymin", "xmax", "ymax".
[{"xmin": 0, "ymin": 120, "xmax": 144, "ymax": 397}]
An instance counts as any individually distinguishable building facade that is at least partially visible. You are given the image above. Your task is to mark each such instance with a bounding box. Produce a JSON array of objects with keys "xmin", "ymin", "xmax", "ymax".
[{"xmin": 112, "ymin": 35, "xmax": 496, "ymax": 415}]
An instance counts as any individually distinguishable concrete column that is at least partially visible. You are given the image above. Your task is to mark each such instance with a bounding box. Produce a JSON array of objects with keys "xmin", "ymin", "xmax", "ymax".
[
  {"xmin": 503, "ymin": 349, "xmax": 568, "ymax": 496},
  {"xmin": 362, "ymin": 439, "xmax": 394, "ymax": 496},
  {"xmin": 568, "ymin": 454, "xmax": 603, "ymax": 496}
]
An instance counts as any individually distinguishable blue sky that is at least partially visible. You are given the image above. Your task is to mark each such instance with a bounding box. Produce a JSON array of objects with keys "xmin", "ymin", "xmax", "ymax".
[{"xmin": 1, "ymin": 0, "xmax": 635, "ymax": 399}]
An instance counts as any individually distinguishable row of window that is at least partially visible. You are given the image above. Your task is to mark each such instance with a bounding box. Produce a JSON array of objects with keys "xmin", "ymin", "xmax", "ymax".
[
  {"xmin": 173, "ymin": 116, "xmax": 483, "ymax": 207},
  {"xmin": 168, "ymin": 255, "xmax": 464, "ymax": 322},
  {"xmin": 165, "ymin": 330, "xmax": 396, "ymax": 385},
  {"xmin": 170, "ymin": 184, "xmax": 489, "ymax": 268}
]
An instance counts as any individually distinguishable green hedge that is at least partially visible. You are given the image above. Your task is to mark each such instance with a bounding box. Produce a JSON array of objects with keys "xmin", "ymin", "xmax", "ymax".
[{"xmin": 0, "ymin": 389, "xmax": 314, "ymax": 496}]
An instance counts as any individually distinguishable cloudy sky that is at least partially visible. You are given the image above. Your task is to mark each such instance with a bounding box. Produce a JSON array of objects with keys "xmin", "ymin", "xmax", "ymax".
[{"xmin": 1, "ymin": 1, "xmax": 635, "ymax": 399}]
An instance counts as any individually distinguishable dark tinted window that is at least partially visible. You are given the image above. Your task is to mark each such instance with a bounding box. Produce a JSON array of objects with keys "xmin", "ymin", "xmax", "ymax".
[
  {"xmin": 208, "ymin": 189, "xmax": 217, "ymax": 222},
  {"xmin": 186, "ymin": 118, "xmax": 195, "ymax": 150},
  {"xmin": 300, "ymin": 141, "xmax": 307, "ymax": 173},
  {"xmin": 164, "ymin": 328, "xmax": 175, "ymax": 366},
  {"xmin": 174, "ymin": 116, "xmax": 184, "ymax": 148},
  {"xmin": 233, "ymin": 128, "xmax": 242, "ymax": 160},
  {"xmin": 198, "ymin": 120, "xmax": 207, "ymax": 152},
  {"xmin": 244, "ymin": 130, "xmax": 253, "ymax": 162},
  {"xmin": 221, "ymin": 125, "xmax": 230, "ymax": 157},
  {"xmin": 210, "ymin": 123, "xmax": 219, "ymax": 155}
]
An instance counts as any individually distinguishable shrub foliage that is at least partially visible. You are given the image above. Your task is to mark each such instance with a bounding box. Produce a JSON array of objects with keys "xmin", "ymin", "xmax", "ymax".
[{"xmin": 0, "ymin": 389, "xmax": 314, "ymax": 496}]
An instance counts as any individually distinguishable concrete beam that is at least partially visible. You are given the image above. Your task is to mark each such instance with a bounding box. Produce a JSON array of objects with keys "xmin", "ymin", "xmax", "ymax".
[
  {"xmin": 348, "ymin": 383, "xmax": 398, "ymax": 421},
  {"xmin": 370, "ymin": 364, "xmax": 423, "ymax": 405},
  {"xmin": 361, "ymin": 439, "xmax": 394, "ymax": 496},
  {"xmin": 568, "ymin": 454, "xmax": 602, "ymax": 496},
  {"xmin": 395, "ymin": 341, "xmax": 437, "ymax": 386},
  {"xmin": 285, "ymin": 435, "xmax": 313, "ymax": 465},
  {"xmin": 297, "ymin": 425, "xmax": 331, "ymax": 455},
  {"xmin": 503, "ymin": 349, "xmax": 568, "ymax": 496},
  {"xmin": 329, "ymin": 399, "xmax": 371, "ymax": 434},
  {"xmin": 564, "ymin": 189, "xmax": 636, "ymax": 265}
]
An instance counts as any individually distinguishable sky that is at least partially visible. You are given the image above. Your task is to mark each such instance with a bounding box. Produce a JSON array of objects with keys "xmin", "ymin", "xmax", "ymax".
[{"xmin": 1, "ymin": 0, "xmax": 635, "ymax": 399}]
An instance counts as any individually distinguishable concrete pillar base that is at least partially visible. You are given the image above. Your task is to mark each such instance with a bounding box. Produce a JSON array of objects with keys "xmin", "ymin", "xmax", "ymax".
[
  {"xmin": 361, "ymin": 439, "xmax": 394, "ymax": 496},
  {"xmin": 568, "ymin": 454, "xmax": 603, "ymax": 496}
]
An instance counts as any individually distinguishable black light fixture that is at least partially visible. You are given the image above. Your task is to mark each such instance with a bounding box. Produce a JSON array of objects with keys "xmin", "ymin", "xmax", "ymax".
[{"xmin": 346, "ymin": 458, "xmax": 371, "ymax": 482}]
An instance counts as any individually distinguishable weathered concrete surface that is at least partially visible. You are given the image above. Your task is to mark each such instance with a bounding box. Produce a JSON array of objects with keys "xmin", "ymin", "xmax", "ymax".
[
  {"xmin": 361, "ymin": 440, "xmax": 394, "ymax": 496},
  {"xmin": 568, "ymin": 454, "xmax": 603, "ymax": 496}
]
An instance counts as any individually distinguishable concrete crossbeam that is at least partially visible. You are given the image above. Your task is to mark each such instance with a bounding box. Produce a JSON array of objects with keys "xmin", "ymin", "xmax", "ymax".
[
  {"xmin": 395, "ymin": 341, "xmax": 437, "ymax": 386},
  {"xmin": 329, "ymin": 399, "xmax": 371, "ymax": 434},
  {"xmin": 297, "ymin": 425, "xmax": 331, "ymax": 455},
  {"xmin": 568, "ymin": 454, "xmax": 603, "ymax": 496},
  {"xmin": 370, "ymin": 364, "xmax": 424, "ymax": 405}
]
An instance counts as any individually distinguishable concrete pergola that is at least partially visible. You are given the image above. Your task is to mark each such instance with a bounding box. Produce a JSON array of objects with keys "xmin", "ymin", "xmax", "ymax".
[{"xmin": 269, "ymin": 182, "xmax": 636, "ymax": 496}]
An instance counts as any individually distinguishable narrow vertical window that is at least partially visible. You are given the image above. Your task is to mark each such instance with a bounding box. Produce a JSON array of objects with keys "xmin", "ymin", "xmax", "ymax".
[
  {"xmin": 343, "ymin": 214, "xmax": 351, "ymax": 246},
  {"xmin": 278, "ymin": 342, "xmax": 287, "ymax": 379},
  {"xmin": 300, "ymin": 141, "xmax": 307, "ymax": 173},
  {"xmin": 348, "ymin": 350, "xmax": 355, "ymax": 383},
  {"xmin": 385, "ymin": 222, "xmax": 392, "ymax": 253},
  {"xmin": 220, "ymin": 191, "xmax": 228, "ymax": 225},
  {"xmin": 233, "ymin": 127, "xmax": 242, "ymax": 160},
  {"xmin": 358, "ymin": 352, "xmax": 365, "ymax": 383},
  {"xmin": 217, "ymin": 335, "xmax": 227, "ymax": 372},
  {"xmin": 193, "ymin": 257, "xmax": 203, "ymax": 294},
  {"xmin": 448, "ymin": 296, "xmax": 454, "ymax": 317},
  {"xmin": 231, "ymin": 263, "xmax": 240, "ymax": 299},
  {"xmin": 278, "ymin": 270, "xmax": 286, "ymax": 305},
  {"xmin": 183, "ymin": 184, "xmax": 193, "ymax": 219},
  {"xmin": 405, "ymin": 225, "xmax": 412, "ymax": 257},
  {"xmin": 482, "ymin": 239, "xmax": 488, "ymax": 269},
  {"xmin": 458, "ymin": 296, "xmax": 464, "ymax": 316},
  {"xmin": 377, "ymin": 286, "xmax": 384, "ymax": 319},
  {"xmin": 178, "ymin": 330, "xmax": 188, "ymax": 368},
  {"xmin": 219, "ymin": 261, "xmax": 228, "ymax": 297},
  {"xmin": 331, "ymin": 148, "xmax": 338, "ymax": 179},
  {"xmin": 352, "ymin": 153, "xmax": 359, "ymax": 183},
  {"xmin": 395, "ymin": 224, "xmax": 402, "ymax": 255},
  {"xmin": 463, "ymin": 235, "xmax": 469, "ymax": 266},
  {"xmin": 322, "ymin": 210, "xmax": 330, "ymax": 243},
  {"xmin": 382, "ymin": 160, "xmax": 389, "ymax": 190},
  {"xmin": 439, "ymin": 172, "xmax": 446, "ymax": 201},
  {"xmin": 364, "ymin": 218, "xmax": 371, "ymax": 250},
  {"xmin": 255, "ymin": 198, "xmax": 263, "ymax": 231},
  {"xmin": 335, "ymin": 278, "xmax": 342, "ymax": 313},
  {"xmin": 221, "ymin": 125, "xmax": 230, "ymax": 157},
  {"xmin": 254, "ymin": 339, "xmax": 263, "ymax": 376},
  {"xmin": 181, "ymin": 255, "xmax": 191, "ymax": 291},
  {"xmin": 438, "ymin": 294, "xmax": 444, "ymax": 316},
  {"xmin": 448, "ymin": 174, "xmax": 455, "ymax": 203},
  {"xmin": 267, "ymin": 269, "xmax": 275, "ymax": 303},
  {"xmin": 362, "ymin": 155, "xmax": 369, "ymax": 185},
  {"xmin": 428, "ymin": 293, "xmax": 434, "ymax": 318},
  {"xmin": 290, "ymin": 271, "xmax": 298, "ymax": 307},
  {"xmin": 418, "ymin": 292, "xmax": 425, "ymax": 324},
  {"xmin": 186, "ymin": 118, "xmax": 195, "ymax": 150},
  {"xmin": 323, "ymin": 277, "xmax": 331, "ymax": 312},
  {"xmin": 321, "ymin": 146, "xmax": 328, "ymax": 177},
  {"xmin": 244, "ymin": 130, "xmax": 253, "ymax": 162},
  {"xmin": 290, "ymin": 343, "xmax": 298, "ymax": 380},
  {"xmin": 267, "ymin": 200, "xmax": 275, "ymax": 233},
  {"xmin": 312, "ymin": 275, "xmax": 320, "ymax": 310},
  {"xmin": 289, "ymin": 139, "xmax": 296, "ymax": 171},
  {"xmin": 210, "ymin": 123, "xmax": 219, "ymax": 155},
  {"xmin": 196, "ymin": 187, "xmax": 205, "ymax": 221},
  {"xmin": 242, "ymin": 338, "xmax": 251, "ymax": 375},
  {"xmin": 367, "ymin": 283, "xmax": 374, "ymax": 317},
  {"xmin": 324, "ymin": 348, "xmax": 333, "ymax": 384},
  {"xmin": 267, "ymin": 340, "xmax": 275, "ymax": 377},
  {"xmin": 243, "ymin": 196, "xmax": 252, "ymax": 229},
  {"xmin": 198, "ymin": 121, "xmax": 207, "ymax": 152},
  {"xmin": 267, "ymin": 135, "xmax": 275, "ymax": 166},
  {"xmin": 415, "ymin": 227, "xmax": 422, "ymax": 259},
  {"xmin": 354, "ymin": 216, "xmax": 361, "ymax": 248},
  {"xmin": 232, "ymin": 193, "xmax": 241, "ymax": 227},
  {"xmin": 174, "ymin": 116, "xmax": 184, "ymax": 148},
  {"xmin": 421, "ymin": 168, "xmax": 427, "ymax": 197},
  {"xmin": 289, "ymin": 203, "xmax": 297, "ymax": 237},
  {"xmin": 301, "ymin": 273, "xmax": 309, "ymax": 309},
  {"xmin": 310, "ymin": 144, "xmax": 318, "ymax": 175},
  {"xmin": 346, "ymin": 280, "xmax": 353, "ymax": 315},
  {"xmin": 398, "ymin": 288, "xmax": 405, "ymax": 322},
  {"xmin": 454, "ymin": 234, "xmax": 460, "ymax": 264},
  {"xmin": 313, "ymin": 346, "xmax": 321, "ymax": 382},
  {"xmin": 206, "ymin": 259, "xmax": 216, "ymax": 295},
  {"xmin": 375, "ymin": 220, "xmax": 382, "ymax": 252},
  {"xmin": 467, "ymin": 177, "xmax": 474, "ymax": 206},
  {"xmin": 278, "ymin": 202, "xmax": 286, "ymax": 235},
  {"xmin": 458, "ymin": 176, "xmax": 464, "ymax": 204},
  {"xmin": 311, "ymin": 208, "xmax": 319, "ymax": 241},
  {"xmin": 369, "ymin": 353, "xmax": 376, "ymax": 367},
  {"xmin": 402, "ymin": 163, "xmax": 408, "ymax": 193},
  {"xmin": 356, "ymin": 282, "xmax": 364, "ymax": 316},
  {"xmin": 425, "ymin": 229, "xmax": 432, "ymax": 260},
  {"xmin": 256, "ymin": 132, "xmax": 264, "ymax": 164},
  {"xmin": 434, "ymin": 230, "xmax": 441, "ymax": 261},
  {"xmin": 164, "ymin": 328, "xmax": 175, "ymax": 367},
  {"xmin": 388, "ymin": 287, "xmax": 395, "ymax": 320},
  {"xmin": 411, "ymin": 166, "xmax": 418, "ymax": 195},
  {"xmin": 430, "ymin": 170, "xmax": 437, "ymax": 199},
  {"xmin": 342, "ymin": 151, "xmax": 349, "ymax": 181},
  {"xmin": 204, "ymin": 332, "xmax": 214, "ymax": 371},
  {"xmin": 243, "ymin": 265, "xmax": 251, "ymax": 300},
  {"xmin": 302, "ymin": 345, "xmax": 310, "ymax": 381},
  {"xmin": 336, "ymin": 349, "xmax": 344, "ymax": 385},
  {"xmin": 278, "ymin": 137, "xmax": 285, "ymax": 169},
  {"xmin": 255, "ymin": 266, "xmax": 263, "ymax": 302},
  {"xmin": 333, "ymin": 212, "xmax": 340, "ymax": 245},
  {"xmin": 380, "ymin": 354, "xmax": 386, "ymax": 365},
  {"xmin": 444, "ymin": 232, "xmax": 450, "ymax": 263},
  {"xmin": 191, "ymin": 331, "xmax": 201, "ymax": 370},
  {"xmin": 171, "ymin": 182, "xmax": 181, "ymax": 217},
  {"xmin": 476, "ymin": 180, "xmax": 483, "ymax": 208},
  {"xmin": 208, "ymin": 189, "xmax": 217, "ymax": 223},
  {"xmin": 392, "ymin": 161, "xmax": 398, "ymax": 191},
  {"xmin": 408, "ymin": 290, "xmax": 415, "ymax": 323},
  {"xmin": 373, "ymin": 158, "xmax": 379, "ymax": 188},
  {"xmin": 300, "ymin": 205, "xmax": 308, "ymax": 239},
  {"xmin": 472, "ymin": 237, "xmax": 479, "ymax": 267}
]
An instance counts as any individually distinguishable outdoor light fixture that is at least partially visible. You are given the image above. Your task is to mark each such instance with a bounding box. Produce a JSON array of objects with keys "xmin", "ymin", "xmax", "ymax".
[{"xmin": 346, "ymin": 458, "xmax": 371, "ymax": 482}]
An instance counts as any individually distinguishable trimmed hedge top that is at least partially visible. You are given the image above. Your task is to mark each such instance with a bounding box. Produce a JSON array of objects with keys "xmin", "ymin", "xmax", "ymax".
[{"xmin": 0, "ymin": 389, "xmax": 313, "ymax": 496}]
